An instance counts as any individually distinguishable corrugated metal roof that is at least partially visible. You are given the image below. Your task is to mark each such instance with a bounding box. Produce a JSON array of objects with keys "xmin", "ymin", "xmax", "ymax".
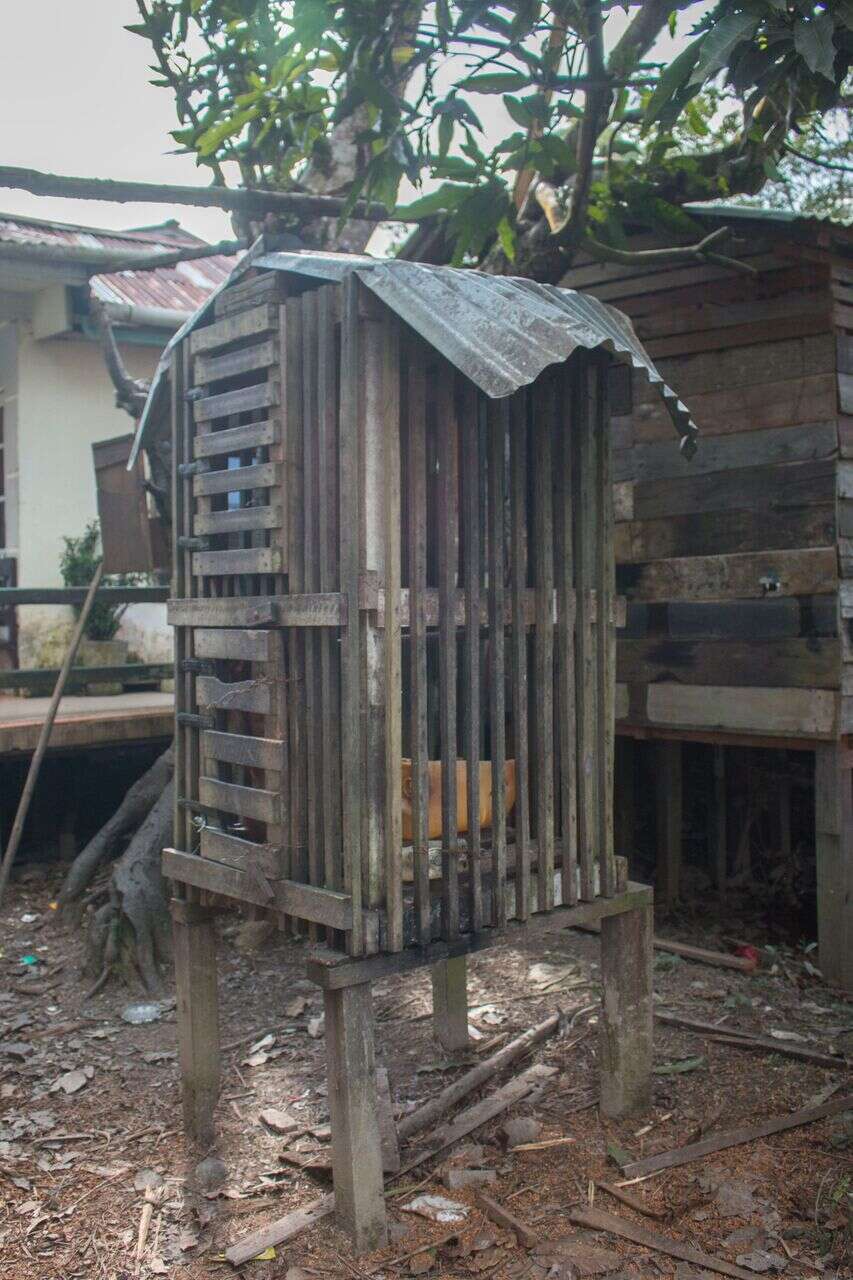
[
  {"xmin": 91, "ymin": 254, "xmax": 238, "ymax": 316},
  {"xmin": 686, "ymin": 202, "xmax": 853, "ymax": 230},
  {"xmin": 130, "ymin": 247, "xmax": 696, "ymax": 466}
]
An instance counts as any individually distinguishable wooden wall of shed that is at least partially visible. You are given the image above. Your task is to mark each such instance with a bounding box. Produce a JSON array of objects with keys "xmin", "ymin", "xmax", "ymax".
[{"xmin": 563, "ymin": 227, "xmax": 849, "ymax": 742}]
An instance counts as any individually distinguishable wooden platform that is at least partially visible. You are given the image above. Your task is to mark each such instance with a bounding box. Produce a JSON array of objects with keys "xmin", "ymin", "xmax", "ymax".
[{"xmin": 0, "ymin": 691, "xmax": 173, "ymax": 756}]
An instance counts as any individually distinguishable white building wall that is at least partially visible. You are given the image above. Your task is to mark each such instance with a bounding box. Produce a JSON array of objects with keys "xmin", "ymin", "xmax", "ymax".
[{"xmin": 13, "ymin": 322, "xmax": 171, "ymax": 667}]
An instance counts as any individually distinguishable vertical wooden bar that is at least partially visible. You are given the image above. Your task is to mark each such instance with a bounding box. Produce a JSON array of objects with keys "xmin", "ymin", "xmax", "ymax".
[
  {"xmin": 323, "ymin": 981, "xmax": 387, "ymax": 1252},
  {"xmin": 615, "ymin": 736, "xmax": 635, "ymax": 871},
  {"xmin": 382, "ymin": 312, "xmax": 403, "ymax": 952},
  {"xmin": 339, "ymin": 277, "xmax": 365, "ymax": 954},
  {"xmin": 431, "ymin": 955, "xmax": 469, "ymax": 1052},
  {"xmin": 599, "ymin": 902, "xmax": 653, "ymax": 1117},
  {"xmin": 532, "ymin": 377, "xmax": 555, "ymax": 913},
  {"xmin": 656, "ymin": 739, "xmax": 682, "ymax": 906},
  {"xmin": 713, "ymin": 744, "xmax": 727, "ymax": 896},
  {"xmin": 555, "ymin": 366, "xmax": 578, "ymax": 905},
  {"xmin": 406, "ymin": 341, "xmax": 431, "ymax": 945},
  {"xmin": 815, "ymin": 743, "xmax": 853, "ymax": 991},
  {"xmin": 302, "ymin": 291, "xmax": 324, "ymax": 921},
  {"xmin": 171, "ymin": 898, "xmax": 220, "ymax": 1149},
  {"xmin": 284, "ymin": 298, "xmax": 309, "ymax": 898},
  {"xmin": 317, "ymin": 286, "xmax": 342, "ymax": 896},
  {"xmin": 594, "ymin": 355, "xmax": 616, "ymax": 897},
  {"xmin": 509, "ymin": 389, "xmax": 530, "ymax": 921},
  {"xmin": 573, "ymin": 354, "xmax": 597, "ymax": 901},
  {"xmin": 171, "ymin": 346, "xmax": 188, "ymax": 856},
  {"xmin": 487, "ymin": 399, "xmax": 507, "ymax": 927},
  {"xmin": 436, "ymin": 366, "xmax": 459, "ymax": 939},
  {"xmin": 462, "ymin": 385, "xmax": 483, "ymax": 933}
]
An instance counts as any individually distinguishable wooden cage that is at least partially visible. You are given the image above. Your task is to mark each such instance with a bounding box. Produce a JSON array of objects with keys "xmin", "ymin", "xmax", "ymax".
[{"xmin": 148, "ymin": 250, "xmax": 694, "ymax": 1251}]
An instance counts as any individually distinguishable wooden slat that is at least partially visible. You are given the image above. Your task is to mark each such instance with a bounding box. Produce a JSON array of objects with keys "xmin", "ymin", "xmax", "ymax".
[
  {"xmin": 339, "ymin": 275, "xmax": 365, "ymax": 954},
  {"xmin": 193, "ymin": 419, "xmax": 277, "ymax": 458},
  {"xmin": 200, "ymin": 826, "xmax": 283, "ymax": 880},
  {"xmin": 199, "ymin": 776, "xmax": 281, "ymax": 824},
  {"xmin": 193, "ymin": 629, "xmax": 271, "ymax": 662},
  {"xmin": 555, "ymin": 363, "xmax": 578, "ymax": 906},
  {"xmin": 196, "ymin": 675, "xmax": 271, "ymax": 715},
  {"xmin": 487, "ymin": 398, "xmax": 508, "ymax": 927},
  {"xmin": 573, "ymin": 353, "xmax": 597, "ymax": 901},
  {"xmin": 462, "ymin": 383, "xmax": 483, "ymax": 933},
  {"xmin": 195, "ymin": 379, "xmax": 280, "ymax": 423},
  {"xmin": 193, "ymin": 504, "xmax": 283, "ymax": 537},
  {"xmin": 164, "ymin": 848, "xmax": 361, "ymax": 932},
  {"xmin": 629, "ymin": 419, "xmax": 836, "ymax": 484},
  {"xmin": 301, "ymin": 291, "xmax": 324, "ymax": 919},
  {"xmin": 509, "ymin": 389, "xmax": 530, "ymax": 921},
  {"xmin": 213, "ymin": 271, "xmax": 283, "ymax": 319},
  {"xmin": 201, "ymin": 729, "xmax": 284, "ymax": 772},
  {"xmin": 617, "ymin": 548, "xmax": 837, "ymax": 603},
  {"xmin": 406, "ymin": 338, "xmax": 431, "ymax": 946},
  {"xmin": 633, "ymin": 458, "xmax": 836, "ymax": 522},
  {"xmin": 532, "ymin": 377, "xmax": 555, "ymax": 913},
  {"xmin": 189, "ymin": 303, "xmax": 278, "ymax": 354},
  {"xmin": 615, "ymin": 504, "xmax": 835, "ymax": 564},
  {"xmin": 618, "ymin": 637, "xmax": 840, "ymax": 689},
  {"xmin": 167, "ymin": 594, "xmax": 344, "ymax": 629},
  {"xmin": 193, "ymin": 461, "xmax": 278, "ymax": 498},
  {"xmin": 594, "ymin": 354, "xmax": 615, "ymax": 897},
  {"xmin": 381, "ymin": 310, "xmax": 404, "ymax": 951},
  {"xmin": 641, "ymin": 683, "xmax": 838, "ymax": 738},
  {"xmin": 194, "ymin": 337, "xmax": 277, "ymax": 385},
  {"xmin": 171, "ymin": 343, "xmax": 190, "ymax": 857},
  {"xmin": 437, "ymin": 364, "xmax": 460, "ymax": 939},
  {"xmin": 192, "ymin": 547, "xmax": 282, "ymax": 577}
]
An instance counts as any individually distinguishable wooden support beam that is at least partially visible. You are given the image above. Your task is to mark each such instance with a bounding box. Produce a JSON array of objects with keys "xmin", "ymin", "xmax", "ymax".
[
  {"xmin": 713, "ymin": 745, "xmax": 727, "ymax": 895},
  {"xmin": 655, "ymin": 740, "xmax": 682, "ymax": 906},
  {"xmin": 323, "ymin": 982, "xmax": 387, "ymax": 1253},
  {"xmin": 815, "ymin": 743, "xmax": 853, "ymax": 991},
  {"xmin": 171, "ymin": 900, "xmax": 220, "ymax": 1150},
  {"xmin": 431, "ymin": 955, "xmax": 470, "ymax": 1053},
  {"xmin": 599, "ymin": 901, "xmax": 653, "ymax": 1118},
  {"xmin": 615, "ymin": 737, "xmax": 635, "ymax": 868}
]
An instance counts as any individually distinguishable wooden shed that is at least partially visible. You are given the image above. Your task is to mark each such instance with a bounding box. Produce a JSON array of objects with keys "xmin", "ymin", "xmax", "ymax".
[
  {"xmin": 561, "ymin": 206, "xmax": 853, "ymax": 991},
  {"xmin": 131, "ymin": 245, "xmax": 695, "ymax": 1249}
]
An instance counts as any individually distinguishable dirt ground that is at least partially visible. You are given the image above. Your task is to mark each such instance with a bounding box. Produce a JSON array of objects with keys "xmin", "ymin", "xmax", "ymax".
[{"xmin": 1, "ymin": 867, "xmax": 850, "ymax": 1280}]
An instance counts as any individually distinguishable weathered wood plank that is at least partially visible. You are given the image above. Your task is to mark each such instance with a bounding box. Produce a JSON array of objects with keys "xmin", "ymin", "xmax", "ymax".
[
  {"xmin": 381, "ymin": 310, "xmax": 403, "ymax": 951},
  {"xmin": 594, "ymin": 354, "xmax": 615, "ymax": 897},
  {"xmin": 462, "ymin": 381, "xmax": 483, "ymax": 934},
  {"xmin": 533, "ymin": 377, "xmax": 555, "ymax": 912},
  {"xmin": 194, "ymin": 379, "xmax": 280, "ymax": 422},
  {"xmin": 630, "ymin": 419, "xmax": 837, "ymax": 484},
  {"xmin": 617, "ymin": 548, "xmax": 837, "ymax": 602},
  {"xmin": 200, "ymin": 827, "xmax": 283, "ymax": 879},
  {"xmin": 193, "ymin": 629, "xmax": 271, "ymax": 662},
  {"xmin": 643, "ymin": 683, "xmax": 838, "ymax": 738},
  {"xmin": 193, "ymin": 460, "xmax": 278, "ymax": 497},
  {"xmin": 573, "ymin": 354, "xmax": 597, "ymax": 902},
  {"xmin": 555, "ymin": 363, "xmax": 578, "ymax": 906},
  {"xmin": 615, "ymin": 504, "xmax": 835, "ymax": 563},
  {"xmin": 510, "ymin": 387, "xmax": 530, "ymax": 920},
  {"xmin": 192, "ymin": 504, "xmax": 283, "ymax": 537},
  {"xmin": 213, "ymin": 271, "xmax": 283, "ymax": 319},
  {"xmin": 196, "ymin": 674, "xmax": 271, "ymax": 715},
  {"xmin": 618, "ymin": 636, "xmax": 840, "ymax": 689},
  {"xmin": 192, "ymin": 418, "xmax": 277, "ymax": 458},
  {"xmin": 199, "ymin": 775, "xmax": 281, "ymax": 824},
  {"xmin": 192, "ymin": 547, "xmax": 283, "ymax": 577},
  {"xmin": 487, "ymin": 398, "xmax": 508, "ymax": 927},
  {"xmin": 201, "ymin": 729, "xmax": 284, "ymax": 772},
  {"xmin": 189, "ymin": 303, "xmax": 278, "ymax": 354},
  {"xmin": 437, "ymin": 364, "xmax": 460, "ymax": 938},
  {"xmin": 631, "ymin": 372, "xmax": 837, "ymax": 442},
  {"xmin": 633, "ymin": 458, "xmax": 836, "ymax": 522},
  {"xmin": 194, "ymin": 337, "xmax": 277, "ymax": 385},
  {"xmin": 168, "ymin": 594, "xmax": 345, "ymax": 628}
]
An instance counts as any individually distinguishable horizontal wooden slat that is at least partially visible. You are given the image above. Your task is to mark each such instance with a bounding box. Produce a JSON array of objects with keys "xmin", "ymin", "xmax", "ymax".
[
  {"xmin": 193, "ymin": 461, "xmax": 278, "ymax": 497},
  {"xmin": 617, "ymin": 548, "xmax": 837, "ymax": 602},
  {"xmin": 624, "ymin": 596, "xmax": 837, "ymax": 642},
  {"xmin": 615, "ymin": 503, "xmax": 835, "ymax": 563},
  {"xmin": 193, "ymin": 419, "xmax": 278, "ymax": 458},
  {"xmin": 213, "ymin": 272, "xmax": 283, "ymax": 318},
  {"xmin": 629, "ymin": 420, "xmax": 836, "ymax": 485},
  {"xmin": 199, "ymin": 776, "xmax": 281, "ymax": 824},
  {"xmin": 201, "ymin": 729, "xmax": 283, "ymax": 771},
  {"xmin": 654, "ymin": 333, "xmax": 835, "ymax": 398},
  {"xmin": 193, "ymin": 504, "xmax": 282, "ymax": 537},
  {"xmin": 643, "ymin": 310, "xmax": 831, "ymax": 360},
  {"xmin": 633, "ymin": 459, "xmax": 835, "ymax": 521},
  {"xmin": 164, "ymin": 847, "xmax": 362, "ymax": 932},
  {"xmin": 195, "ymin": 379, "xmax": 280, "ymax": 423},
  {"xmin": 168, "ymin": 593, "xmax": 345, "ymax": 629},
  {"xmin": 631, "ymin": 372, "xmax": 838, "ymax": 443},
  {"xmin": 196, "ymin": 674, "xmax": 271, "ymax": 714},
  {"xmin": 618, "ymin": 637, "xmax": 839, "ymax": 690},
  {"xmin": 361, "ymin": 583, "xmax": 625, "ymax": 629},
  {"xmin": 189, "ymin": 303, "xmax": 277, "ymax": 354},
  {"xmin": 200, "ymin": 827, "xmax": 282, "ymax": 879},
  {"xmin": 194, "ymin": 337, "xmax": 277, "ymax": 384},
  {"xmin": 640, "ymin": 683, "xmax": 838, "ymax": 739},
  {"xmin": 193, "ymin": 547, "xmax": 283, "ymax": 577},
  {"xmin": 193, "ymin": 629, "xmax": 271, "ymax": 661}
]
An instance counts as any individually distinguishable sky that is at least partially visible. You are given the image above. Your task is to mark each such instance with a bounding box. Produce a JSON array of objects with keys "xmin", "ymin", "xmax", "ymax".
[{"xmin": 0, "ymin": 1, "xmax": 692, "ymax": 246}]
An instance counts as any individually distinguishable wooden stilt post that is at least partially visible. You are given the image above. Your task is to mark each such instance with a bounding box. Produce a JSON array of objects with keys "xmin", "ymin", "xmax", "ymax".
[
  {"xmin": 815, "ymin": 744, "xmax": 853, "ymax": 992},
  {"xmin": 655, "ymin": 740, "xmax": 682, "ymax": 906},
  {"xmin": 615, "ymin": 737, "xmax": 636, "ymax": 868},
  {"xmin": 713, "ymin": 745, "xmax": 727, "ymax": 896},
  {"xmin": 171, "ymin": 898, "xmax": 221, "ymax": 1150},
  {"xmin": 432, "ymin": 955, "xmax": 470, "ymax": 1052},
  {"xmin": 599, "ymin": 899, "xmax": 653, "ymax": 1117},
  {"xmin": 323, "ymin": 980, "xmax": 387, "ymax": 1253}
]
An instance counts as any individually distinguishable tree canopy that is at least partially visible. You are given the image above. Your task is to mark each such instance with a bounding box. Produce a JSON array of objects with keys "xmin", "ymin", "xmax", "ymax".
[{"xmin": 131, "ymin": 0, "xmax": 852, "ymax": 279}]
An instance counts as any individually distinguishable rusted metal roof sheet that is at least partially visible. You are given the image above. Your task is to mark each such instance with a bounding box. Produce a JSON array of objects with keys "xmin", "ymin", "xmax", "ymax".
[
  {"xmin": 91, "ymin": 254, "xmax": 237, "ymax": 316},
  {"xmin": 0, "ymin": 211, "xmax": 198, "ymax": 252},
  {"xmin": 131, "ymin": 247, "xmax": 696, "ymax": 465}
]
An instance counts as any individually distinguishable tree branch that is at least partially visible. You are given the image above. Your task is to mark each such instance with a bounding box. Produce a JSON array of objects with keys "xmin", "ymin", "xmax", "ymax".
[
  {"xmin": 92, "ymin": 237, "xmax": 247, "ymax": 275},
  {"xmin": 90, "ymin": 299, "xmax": 150, "ymax": 419},
  {"xmin": 0, "ymin": 164, "xmax": 399, "ymax": 221},
  {"xmin": 582, "ymin": 226, "xmax": 758, "ymax": 276},
  {"xmin": 783, "ymin": 144, "xmax": 853, "ymax": 174}
]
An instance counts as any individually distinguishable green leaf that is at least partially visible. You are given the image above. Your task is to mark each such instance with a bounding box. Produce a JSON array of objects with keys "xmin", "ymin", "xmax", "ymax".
[
  {"xmin": 688, "ymin": 11, "xmax": 761, "ymax": 87},
  {"xmin": 497, "ymin": 215, "xmax": 516, "ymax": 261},
  {"xmin": 644, "ymin": 41, "xmax": 702, "ymax": 126},
  {"xmin": 503, "ymin": 94, "xmax": 535, "ymax": 128},
  {"xmin": 763, "ymin": 153, "xmax": 783, "ymax": 181},
  {"xmin": 654, "ymin": 1055, "xmax": 707, "ymax": 1075},
  {"xmin": 438, "ymin": 112, "xmax": 454, "ymax": 159},
  {"xmin": 197, "ymin": 106, "xmax": 259, "ymax": 155},
  {"xmin": 461, "ymin": 71, "xmax": 531, "ymax": 94},
  {"xmin": 393, "ymin": 182, "xmax": 470, "ymax": 219},
  {"xmin": 794, "ymin": 10, "xmax": 837, "ymax": 81}
]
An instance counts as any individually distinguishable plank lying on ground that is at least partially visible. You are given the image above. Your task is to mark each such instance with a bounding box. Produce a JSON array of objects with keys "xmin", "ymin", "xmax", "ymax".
[
  {"xmin": 656, "ymin": 1010, "xmax": 849, "ymax": 1070},
  {"xmin": 569, "ymin": 1207, "xmax": 759, "ymax": 1280},
  {"xmin": 225, "ymin": 1060, "xmax": 556, "ymax": 1264},
  {"xmin": 397, "ymin": 1011, "xmax": 561, "ymax": 1140},
  {"xmin": 593, "ymin": 1180, "xmax": 667, "ymax": 1219},
  {"xmin": 473, "ymin": 1190, "xmax": 537, "ymax": 1247},
  {"xmin": 621, "ymin": 1093, "xmax": 853, "ymax": 1179},
  {"xmin": 572, "ymin": 924, "xmax": 756, "ymax": 972}
]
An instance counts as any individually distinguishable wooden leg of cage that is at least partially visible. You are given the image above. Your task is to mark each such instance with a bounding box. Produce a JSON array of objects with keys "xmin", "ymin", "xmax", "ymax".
[
  {"xmin": 431, "ymin": 955, "xmax": 470, "ymax": 1052},
  {"xmin": 599, "ymin": 901, "xmax": 653, "ymax": 1118},
  {"xmin": 324, "ymin": 980, "xmax": 388, "ymax": 1254},
  {"xmin": 815, "ymin": 744, "xmax": 853, "ymax": 993},
  {"xmin": 171, "ymin": 899, "xmax": 220, "ymax": 1151},
  {"xmin": 713, "ymin": 745, "xmax": 727, "ymax": 896},
  {"xmin": 655, "ymin": 740, "xmax": 682, "ymax": 906}
]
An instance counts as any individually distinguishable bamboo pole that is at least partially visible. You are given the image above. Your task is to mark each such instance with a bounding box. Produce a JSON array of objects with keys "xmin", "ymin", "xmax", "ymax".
[{"xmin": 0, "ymin": 561, "xmax": 105, "ymax": 906}]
